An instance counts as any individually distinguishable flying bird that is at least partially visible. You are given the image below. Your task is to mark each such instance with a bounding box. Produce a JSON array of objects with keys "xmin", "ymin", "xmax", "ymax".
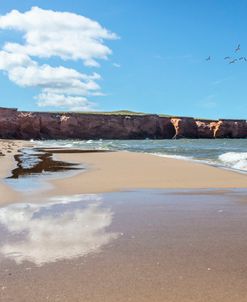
[
  {"xmin": 235, "ymin": 44, "xmax": 240, "ymax": 52},
  {"xmin": 229, "ymin": 59, "xmax": 238, "ymax": 64},
  {"xmin": 224, "ymin": 56, "xmax": 231, "ymax": 60},
  {"xmin": 206, "ymin": 56, "xmax": 211, "ymax": 61}
]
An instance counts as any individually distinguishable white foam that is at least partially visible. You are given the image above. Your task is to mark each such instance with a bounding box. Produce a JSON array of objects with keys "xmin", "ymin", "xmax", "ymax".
[
  {"xmin": 152, "ymin": 152, "xmax": 247, "ymax": 173},
  {"xmin": 150, "ymin": 152, "xmax": 193, "ymax": 161},
  {"xmin": 219, "ymin": 152, "xmax": 247, "ymax": 171}
]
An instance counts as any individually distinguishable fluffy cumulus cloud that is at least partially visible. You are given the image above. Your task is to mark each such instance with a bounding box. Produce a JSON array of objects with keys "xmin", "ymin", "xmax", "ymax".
[
  {"xmin": 36, "ymin": 93, "xmax": 94, "ymax": 110},
  {"xmin": 0, "ymin": 7, "xmax": 118, "ymax": 110}
]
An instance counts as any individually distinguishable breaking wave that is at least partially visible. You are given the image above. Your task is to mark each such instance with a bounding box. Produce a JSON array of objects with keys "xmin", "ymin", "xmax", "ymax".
[{"xmin": 218, "ymin": 152, "xmax": 247, "ymax": 172}]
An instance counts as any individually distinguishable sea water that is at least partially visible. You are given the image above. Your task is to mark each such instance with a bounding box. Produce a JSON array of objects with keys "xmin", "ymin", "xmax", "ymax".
[{"xmin": 35, "ymin": 139, "xmax": 247, "ymax": 173}]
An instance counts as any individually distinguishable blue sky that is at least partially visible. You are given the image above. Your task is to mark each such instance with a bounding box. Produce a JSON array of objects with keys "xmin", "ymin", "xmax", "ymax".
[{"xmin": 0, "ymin": 0, "xmax": 246, "ymax": 119}]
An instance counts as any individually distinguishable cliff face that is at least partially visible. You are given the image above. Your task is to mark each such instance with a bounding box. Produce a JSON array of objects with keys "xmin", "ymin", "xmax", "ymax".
[
  {"xmin": 171, "ymin": 118, "xmax": 198, "ymax": 138},
  {"xmin": 214, "ymin": 120, "xmax": 247, "ymax": 138},
  {"xmin": 0, "ymin": 107, "xmax": 246, "ymax": 139}
]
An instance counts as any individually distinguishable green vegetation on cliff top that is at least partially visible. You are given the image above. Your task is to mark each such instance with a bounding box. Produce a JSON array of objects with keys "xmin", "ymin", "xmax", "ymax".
[{"xmin": 59, "ymin": 110, "xmax": 172, "ymax": 117}]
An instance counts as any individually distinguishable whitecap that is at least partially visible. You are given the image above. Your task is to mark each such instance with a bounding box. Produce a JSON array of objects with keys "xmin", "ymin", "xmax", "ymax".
[{"xmin": 218, "ymin": 152, "xmax": 247, "ymax": 171}]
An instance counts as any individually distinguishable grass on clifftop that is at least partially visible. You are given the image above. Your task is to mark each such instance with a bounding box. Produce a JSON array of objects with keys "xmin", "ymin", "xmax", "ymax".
[
  {"xmin": 80, "ymin": 110, "xmax": 147, "ymax": 115},
  {"xmin": 61, "ymin": 110, "xmax": 172, "ymax": 117},
  {"xmin": 38, "ymin": 109, "xmax": 213, "ymax": 120},
  {"xmin": 82, "ymin": 111, "xmax": 214, "ymax": 120}
]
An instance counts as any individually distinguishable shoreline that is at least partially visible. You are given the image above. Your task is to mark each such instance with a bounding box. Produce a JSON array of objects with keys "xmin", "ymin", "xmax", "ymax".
[
  {"xmin": 46, "ymin": 150, "xmax": 247, "ymax": 198},
  {"xmin": 0, "ymin": 140, "xmax": 32, "ymax": 204},
  {"xmin": 0, "ymin": 140, "xmax": 247, "ymax": 205},
  {"xmin": 148, "ymin": 152, "xmax": 247, "ymax": 175}
]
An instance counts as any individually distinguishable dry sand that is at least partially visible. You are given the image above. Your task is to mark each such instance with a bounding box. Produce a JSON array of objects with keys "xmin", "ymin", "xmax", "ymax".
[
  {"xmin": 46, "ymin": 151, "xmax": 247, "ymax": 197},
  {"xmin": 0, "ymin": 141, "xmax": 246, "ymax": 204}
]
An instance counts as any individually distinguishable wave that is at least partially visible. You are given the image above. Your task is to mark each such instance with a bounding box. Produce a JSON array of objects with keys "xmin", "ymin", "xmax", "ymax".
[
  {"xmin": 150, "ymin": 152, "xmax": 193, "ymax": 161},
  {"xmin": 34, "ymin": 139, "xmax": 247, "ymax": 174},
  {"xmin": 218, "ymin": 152, "xmax": 247, "ymax": 172},
  {"xmin": 152, "ymin": 152, "xmax": 247, "ymax": 173}
]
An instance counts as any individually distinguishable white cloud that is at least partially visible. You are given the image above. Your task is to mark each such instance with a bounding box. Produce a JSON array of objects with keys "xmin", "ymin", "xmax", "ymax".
[
  {"xmin": 0, "ymin": 7, "xmax": 118, "ymax": 110},
  {"xmin": 0, "ymin": 194, "xmax": 119, "ymax": 266},
  {"xmin": 0, "ymin": 50, "xmax": 35, "ymax": 70},
  {"xmin": 36, "ymin": 92, "xmax": 95, "ymax": 110},
  {"xmin": 0, "ymin": 7, "xmax": 118, "ymax": 67}
]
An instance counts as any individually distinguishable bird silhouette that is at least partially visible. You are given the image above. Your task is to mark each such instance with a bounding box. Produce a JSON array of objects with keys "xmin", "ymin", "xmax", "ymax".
[
  {"xmin": 229, "ymin": 59, "xmax": 238, "ymax": 64},
  {"xmin": 235, "ymin": 44, "xmax": 240, "ymax": 52},
  {"xmin": 224, "ymin": 56, "xmax": 231, "ymax": 60},
  {"xmin": 206, "ymin": 56, "xmax": 211, "ymax": 61}
]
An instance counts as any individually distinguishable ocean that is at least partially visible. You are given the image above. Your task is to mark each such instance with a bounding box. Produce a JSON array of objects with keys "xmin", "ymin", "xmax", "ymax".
[{"xmin": 35, "ymin": 139, "xmax": 247, "ymax": 173}]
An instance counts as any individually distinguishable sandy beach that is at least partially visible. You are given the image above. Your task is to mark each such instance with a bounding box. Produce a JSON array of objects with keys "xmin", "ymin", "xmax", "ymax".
[
  {"xmin": 0, "ymin": 140, "xmax": 247, "ymax": 302},
  {"xmin": 0, "ymin": 141, "xmax": 247, "ymax": 203},
  {"xmin": 46, "ymin": 150, "xmax": 247, "ymax": 197}
]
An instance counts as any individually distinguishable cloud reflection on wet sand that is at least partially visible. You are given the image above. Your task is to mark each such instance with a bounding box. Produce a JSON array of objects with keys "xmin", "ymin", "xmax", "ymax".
[{"xmin": 0, "ymin": 194, "xmax": 119, "ymax": 266}]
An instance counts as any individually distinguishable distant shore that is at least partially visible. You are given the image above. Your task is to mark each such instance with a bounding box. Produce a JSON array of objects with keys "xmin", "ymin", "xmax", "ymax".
[{"xmin": 0, "ymin": 107, "xmax": 247, "ymax": 140}]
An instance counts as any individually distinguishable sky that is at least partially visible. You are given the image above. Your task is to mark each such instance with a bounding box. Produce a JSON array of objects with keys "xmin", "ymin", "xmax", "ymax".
[{"xmin": 0, "ymin": 0, "xmax": 246, "ymax": 119}]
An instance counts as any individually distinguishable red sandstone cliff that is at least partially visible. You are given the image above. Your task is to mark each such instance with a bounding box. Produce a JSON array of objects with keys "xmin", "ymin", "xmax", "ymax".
[
  {"xmin": 213, "ymin": 119, "xmax": 247, "ymax": 138},
  {"xmin": 0, "ymin": 107, "xmax": 246, "ymax": 139},
  {"xmin": 171, "ymin": 117, "xmax": 198, "ymax": 138}
]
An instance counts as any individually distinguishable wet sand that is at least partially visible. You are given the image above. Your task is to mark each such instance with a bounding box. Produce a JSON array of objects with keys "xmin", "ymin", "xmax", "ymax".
[
  {"xmin": 0, "ymin": 140, "xmax": 31, "ymax": 204},
  {"xmin": 1, "ymin": 143, "xmax": 247, "ymax": 301},
  {"xmin": 0, "ymin": 190, "xmax": 247, "ymax": 302}
]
